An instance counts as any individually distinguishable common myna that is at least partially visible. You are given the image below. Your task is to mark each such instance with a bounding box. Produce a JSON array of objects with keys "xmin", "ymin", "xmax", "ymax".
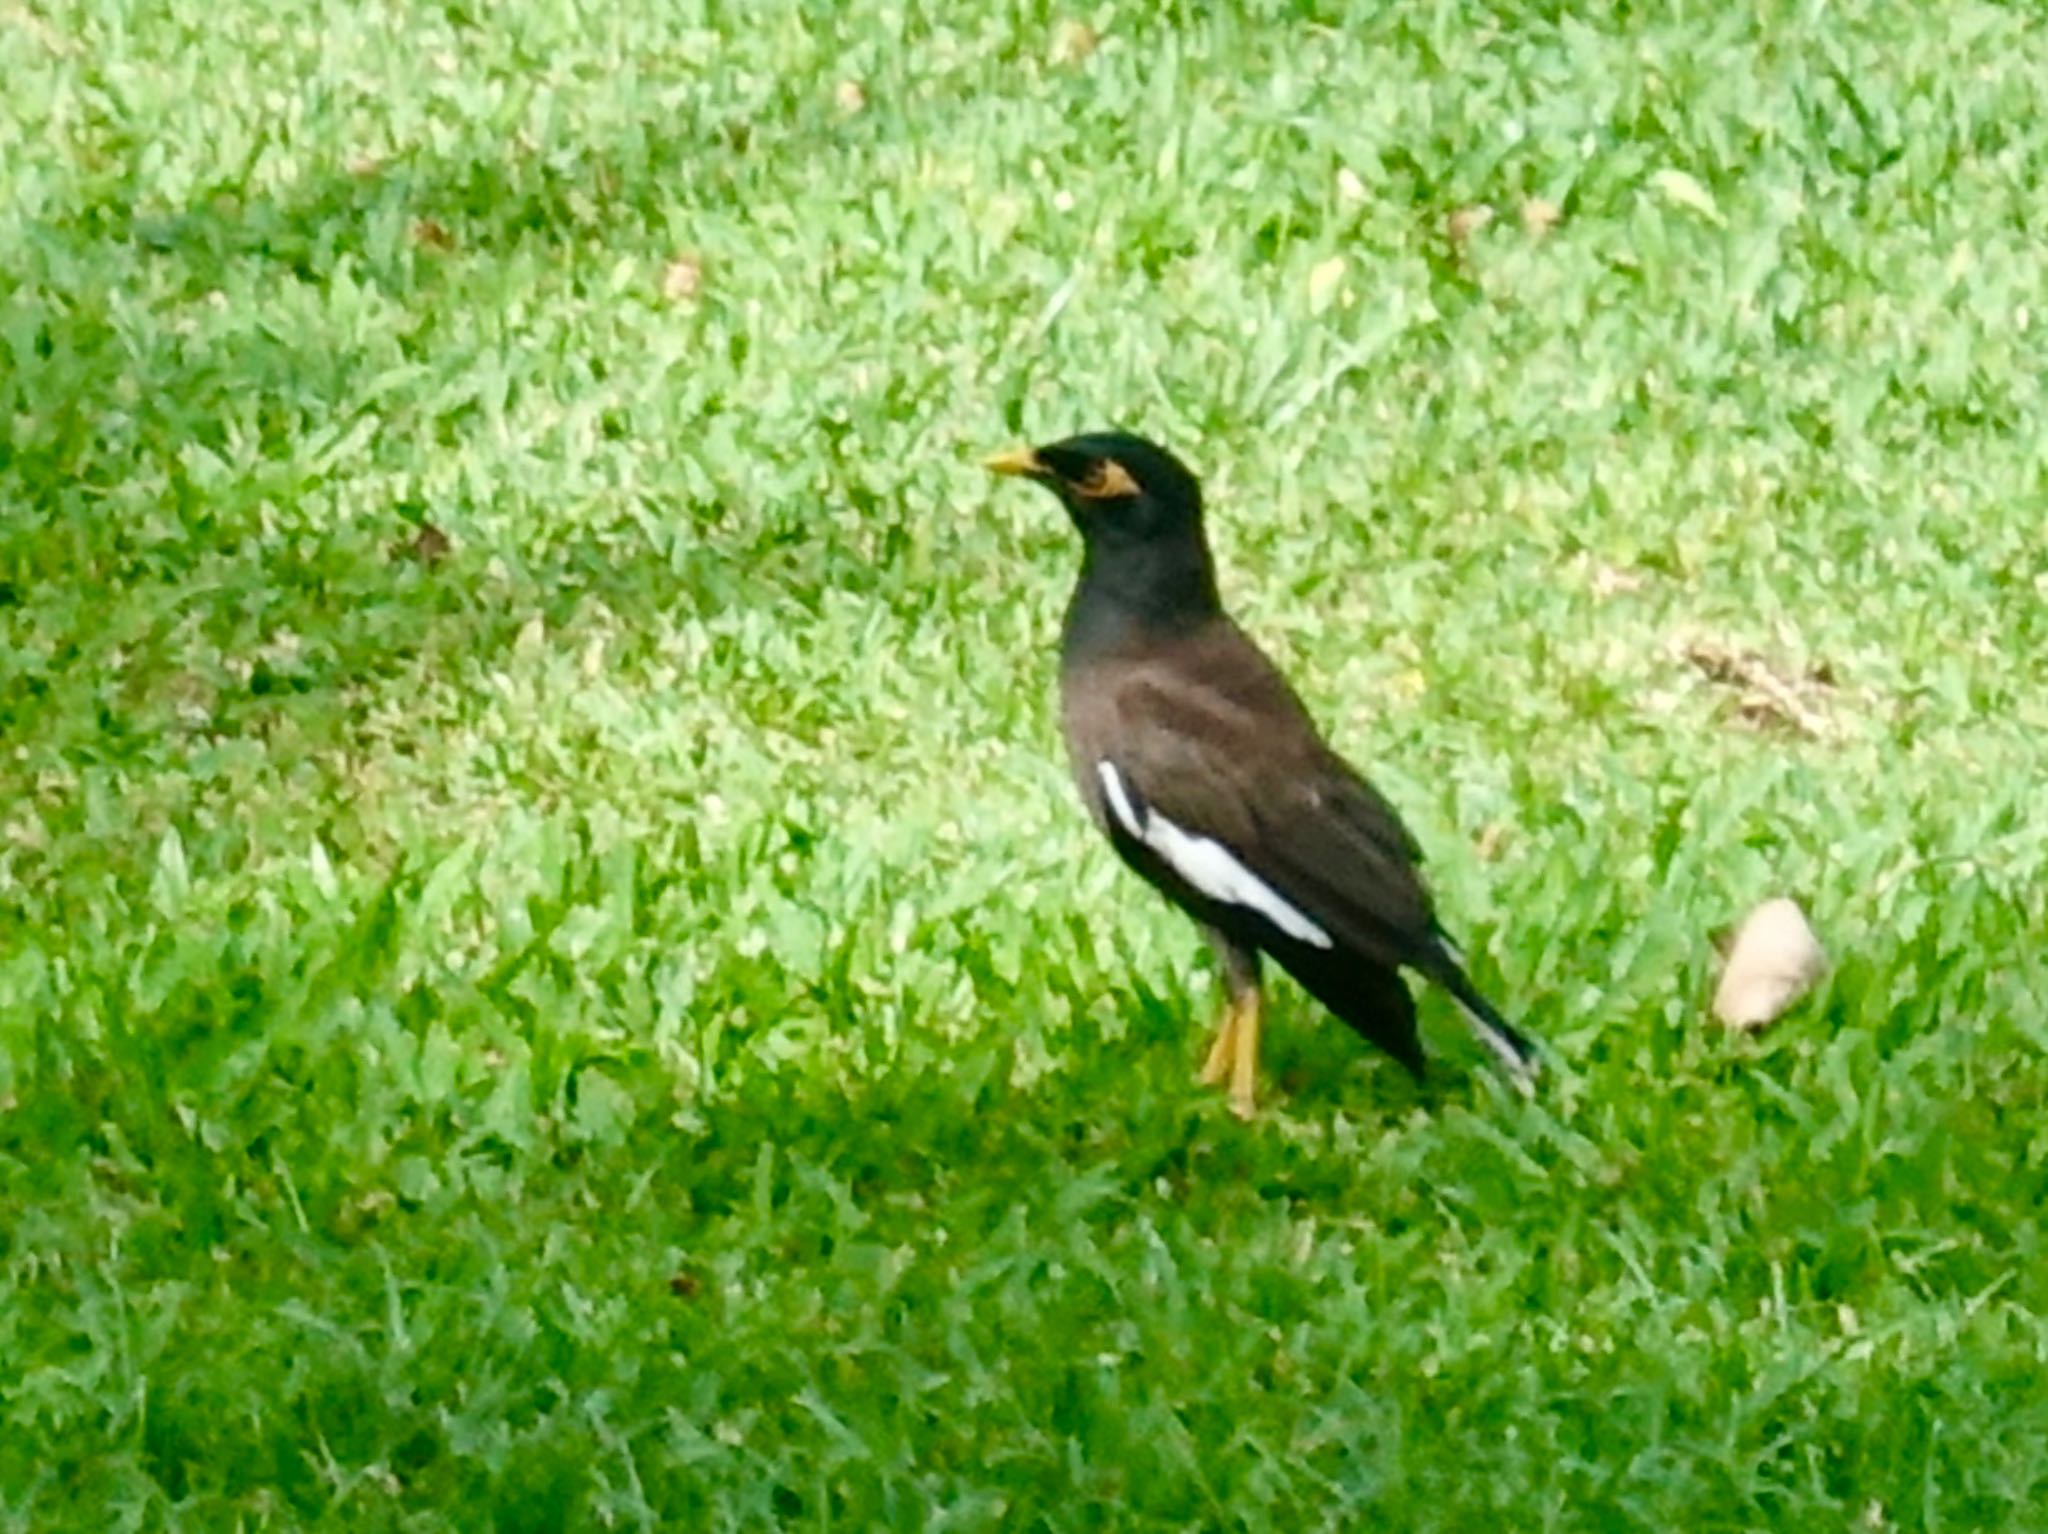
[{"xmin": 987, "ymin": 431, "xmax": 1538, "ymax": 1117}]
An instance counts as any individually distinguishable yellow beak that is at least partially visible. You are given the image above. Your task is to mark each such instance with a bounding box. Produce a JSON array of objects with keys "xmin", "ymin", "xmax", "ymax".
[{"xmin": 982, "ymin": 447, "xmax": 1044, "ymax": 478}]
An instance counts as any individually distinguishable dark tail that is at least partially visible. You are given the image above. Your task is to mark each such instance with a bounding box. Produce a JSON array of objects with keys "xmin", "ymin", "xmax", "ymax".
[
  {"xmin": 1285, "ymin": 944, "xmax": 1430, "ymax": 1082},
  {"xmin": 1425, "ymin": 930, "xmax": 1539, "ymax": 1089}
]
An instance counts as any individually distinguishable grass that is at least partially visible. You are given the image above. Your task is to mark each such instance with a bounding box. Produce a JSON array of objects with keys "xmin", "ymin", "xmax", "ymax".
[{"xmin": 5, "ymin": 0, "xmax": 2048, "ymax": 1526}]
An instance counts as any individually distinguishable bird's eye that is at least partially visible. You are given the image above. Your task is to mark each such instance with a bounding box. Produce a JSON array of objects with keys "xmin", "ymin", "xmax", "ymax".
[{"xmin": 1072, "ymin": 459, "xmax": 1140, "ymax": 500}]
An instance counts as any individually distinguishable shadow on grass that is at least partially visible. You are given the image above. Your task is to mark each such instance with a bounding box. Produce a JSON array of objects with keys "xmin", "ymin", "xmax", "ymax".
[
  {"xmin": 0, "ymin": 958, "xmax": 1459, "ymax": 1524},
  {"xmin": 2, "ymin": 132, "xmax": 733, "ymax": 685},
  {"xmin": 0, "ymin": 104, "xmax": 909, "ymax": 942}
]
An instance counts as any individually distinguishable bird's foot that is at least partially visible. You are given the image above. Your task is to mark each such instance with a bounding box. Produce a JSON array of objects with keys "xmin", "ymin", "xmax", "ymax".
[
  {"xmin": 1196, "ymin": 995, "xmax": 1261, "ymax": 1114},
  {"xmin": 1197, "ymin": 991, "xmax": 1262, "ymax": 1118},
  {"xmin": 1229, "ymin": 990, "xmax": 1262, "ymax": 1119},
  {"xmin": 1197, "ymin": 1013, "xmax": 1237, "ymax": 1087}
]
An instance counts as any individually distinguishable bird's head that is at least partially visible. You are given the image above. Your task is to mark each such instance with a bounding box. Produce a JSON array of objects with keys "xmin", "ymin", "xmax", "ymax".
[{"xmin": 984, "ymin": 431, "xmax": 1204, "ymax": 548}]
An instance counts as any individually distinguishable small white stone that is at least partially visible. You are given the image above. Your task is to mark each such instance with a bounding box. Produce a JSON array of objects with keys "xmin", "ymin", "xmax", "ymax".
[{"xmin": 1712, "ymin": 897, "xmax": 1827, "ymax": 1030}]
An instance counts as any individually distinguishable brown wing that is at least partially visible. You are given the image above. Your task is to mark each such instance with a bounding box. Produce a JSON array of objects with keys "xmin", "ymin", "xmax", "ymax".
[{"xmin": 1063, "ymin": 623, "xmax": 1438, "ymax": 968}]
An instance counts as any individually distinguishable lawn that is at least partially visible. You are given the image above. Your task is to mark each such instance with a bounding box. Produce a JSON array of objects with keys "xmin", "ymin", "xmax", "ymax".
[{"xmin": 4, "ymin": 0, "xmax": 2048, "ymax": 1527}]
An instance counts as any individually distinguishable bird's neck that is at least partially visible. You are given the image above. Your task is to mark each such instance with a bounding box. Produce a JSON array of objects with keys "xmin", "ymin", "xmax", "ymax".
[{"xmin": 1063, "ymin": 539, "xmax": 1224, "ymax": 660}]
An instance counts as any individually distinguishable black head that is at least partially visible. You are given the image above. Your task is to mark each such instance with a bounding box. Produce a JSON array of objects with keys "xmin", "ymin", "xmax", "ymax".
[
  {"xmin": 984, "ymin": 431, "xmax": 1204, "ymax": 549},
  {"xmin": 986, "ymin": 430, "xmax": 1220, "ymax": 633}
]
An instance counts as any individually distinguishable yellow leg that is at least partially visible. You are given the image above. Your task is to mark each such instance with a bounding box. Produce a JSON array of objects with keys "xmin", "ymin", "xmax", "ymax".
[
  {"xmin": 1198, "ymin": 1001, "xmax": 1238, "ymax": 1087},
  {"xmin": 1228, "ymin": 988, "xmax": 1262, "ymax": 1120}
]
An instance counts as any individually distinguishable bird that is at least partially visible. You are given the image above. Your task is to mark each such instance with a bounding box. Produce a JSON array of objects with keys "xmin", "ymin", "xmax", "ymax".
[{"xmin": 985, "ymin": 430, "xmax": 1537, "ymax": 1118}]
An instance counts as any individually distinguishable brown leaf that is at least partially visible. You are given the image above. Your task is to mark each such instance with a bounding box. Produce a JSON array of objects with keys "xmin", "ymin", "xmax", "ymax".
[
  {"xmin": 669, "ymin": 1270, "xmax": 701, "ymax": 1298},
  {"xmin": 411, "ymin": 217, "xmax": 455, "ymax": 251},
  {"xmin": 661, "ymin": 253, "xmax": 703, "ymax": 301},
  {"xmin": 395, "ymin": 523, "xmax": 451, "ymax": 564},
  {"xmin": 1520, "ymin": 197, "xmax": 1563, "ymax": 236},
  {"xmin": 1589, "ymin": 561, "xmax": 1648, "ymax": 599},
  {"xmin": 1711, "ymin": 897, "xmax": 1827, "ymax": 1030},
  {"xmin": 336, "ymin": 1188, "xmax": 396, "ymax": 1238},
  {"xmin": 1680, "ymin": 637, "xmax": 1835, "ymax": 738},
  {"xmin": 1051, "ymin": 19, "xmax": 1099, "ymax": 64},
  {"xmin": 1446, "ymin": 204, "xmax": 1494, "ymax": 246}
]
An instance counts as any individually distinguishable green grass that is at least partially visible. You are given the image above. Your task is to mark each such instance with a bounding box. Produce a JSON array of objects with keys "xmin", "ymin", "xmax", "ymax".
[{"xmin": 5, "ymin": 0, "xmax": 2048, "ymax": 1526}]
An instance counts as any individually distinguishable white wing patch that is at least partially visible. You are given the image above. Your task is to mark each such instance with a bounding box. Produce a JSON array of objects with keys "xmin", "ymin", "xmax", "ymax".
[
  {"xmin": 1094, "ymin": 760, "xmax": 1332, "ymax": 949},
  {"xmin": 1096, "ymin": 757, "xmax": 1146, "ymax": 839}
]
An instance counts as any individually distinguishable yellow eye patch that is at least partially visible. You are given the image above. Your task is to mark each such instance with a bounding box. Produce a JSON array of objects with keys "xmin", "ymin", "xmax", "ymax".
[{"xmin": 1073, "ymin": 459, "xmax": 1140, "ymax": 499}]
